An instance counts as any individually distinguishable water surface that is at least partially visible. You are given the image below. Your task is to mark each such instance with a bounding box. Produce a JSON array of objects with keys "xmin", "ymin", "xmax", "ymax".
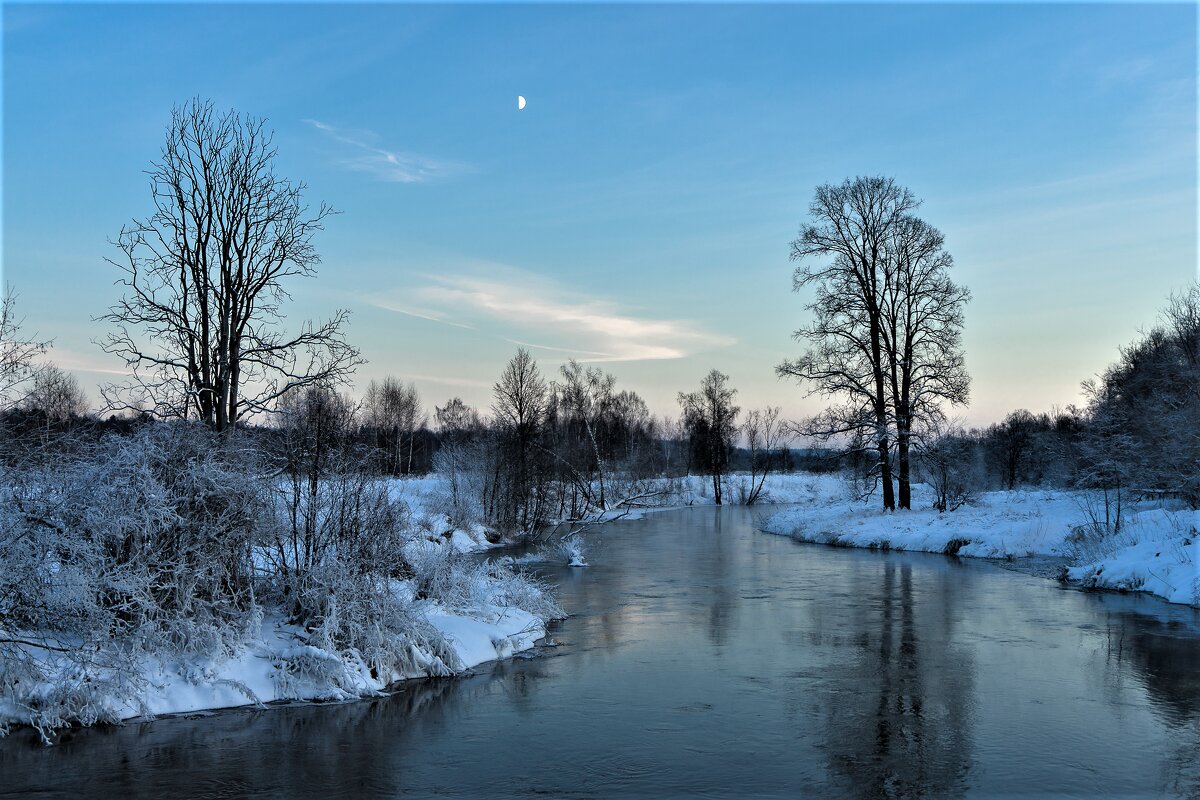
[{"xmin": 3, "ymin": 506, "xmax": 1199, "ymax": 798}]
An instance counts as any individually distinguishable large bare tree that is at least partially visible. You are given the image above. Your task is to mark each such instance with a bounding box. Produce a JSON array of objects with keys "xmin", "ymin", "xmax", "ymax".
[
  {"xmin": 779, "ymin": 177, "xmax": 969, "ymax": 510},
  {"xmin": 99, "ymin": 99, "xmax": 360, "ymax": 431},
  {"xmin": 779, "ymin": 177, "xmax": 917, "ymax": 510}
]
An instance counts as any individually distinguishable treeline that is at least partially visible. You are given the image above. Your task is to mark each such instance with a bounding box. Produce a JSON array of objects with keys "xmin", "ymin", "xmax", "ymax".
[
  {"xmin": 907, "ymin": 285, "xmax": 1200, "ymax": 522},
  {"xmin": 1, "ymin": 341, "xmax": 797, "ymax": 540}
]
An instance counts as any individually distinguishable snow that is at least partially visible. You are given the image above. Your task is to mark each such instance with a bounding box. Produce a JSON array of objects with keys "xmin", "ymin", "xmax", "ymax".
[
  {"xmin": 1065, "ymin": 508, "xmax": 1200, "ymax": 606},
  {"xmin": 0, "ymin": 597, "xmax": 549, "ymax": 733},
  {"xmin": 760, "ymin": 478, "xmax": 1199, "ymax": 607}
]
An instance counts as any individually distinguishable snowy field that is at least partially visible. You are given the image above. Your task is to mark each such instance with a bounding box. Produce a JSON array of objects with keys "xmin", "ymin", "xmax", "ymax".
[{"xmin": 757, "ymin": 476, "xmax": 1199, "ymax": 607}]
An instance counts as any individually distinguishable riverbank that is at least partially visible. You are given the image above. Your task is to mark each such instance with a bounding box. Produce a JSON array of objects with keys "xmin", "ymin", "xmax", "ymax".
[
  {"xmin": 0, "ymin": 537, "xmax": 561, "ymax": 741},
  {"xmin": 759, "ymin": 479, "xmax": 1199, "ymax": 607},
  {"xmin": 390, "ymin": 472, "xmax": 843, "ymax": 549}
]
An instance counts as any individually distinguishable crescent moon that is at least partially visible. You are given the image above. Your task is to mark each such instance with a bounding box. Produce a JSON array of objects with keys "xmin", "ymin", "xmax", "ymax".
[{"xmin": 518, "ymin": 95, "xmax": 526, "ymax": 110}]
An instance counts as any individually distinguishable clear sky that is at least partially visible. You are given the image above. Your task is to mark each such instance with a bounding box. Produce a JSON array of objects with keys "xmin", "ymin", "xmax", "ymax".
[{"xmin": 3, "ymin": 2, "xmax": 1196, "ymax": 426}]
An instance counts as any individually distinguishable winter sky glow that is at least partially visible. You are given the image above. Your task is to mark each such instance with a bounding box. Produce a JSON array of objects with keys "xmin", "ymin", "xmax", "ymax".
[{"xmin": 3, "ymin": 3, "xmax": 1196, "ymax": 426}]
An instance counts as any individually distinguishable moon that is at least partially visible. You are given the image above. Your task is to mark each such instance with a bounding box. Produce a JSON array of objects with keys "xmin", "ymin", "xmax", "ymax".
[{"xmin": 517, "ymin": 95, "xmax": 526, "ymax": 110}]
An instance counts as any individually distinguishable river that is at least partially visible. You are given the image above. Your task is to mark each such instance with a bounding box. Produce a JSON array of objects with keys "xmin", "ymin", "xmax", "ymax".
[{"xmin": 3, "ymin": 506, "xmax": 1198, "ymax": 798}]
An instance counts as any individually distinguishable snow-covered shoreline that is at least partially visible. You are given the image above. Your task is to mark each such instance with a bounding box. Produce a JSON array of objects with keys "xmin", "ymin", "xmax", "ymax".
[
  {"xmin": 758, "ymin": 476, "xmax": 1199, "ymax": 607},
  {"xmin": 68, "ymin": 601, "xmax": 547, "ymax": 726},
  {"xmin": 1, "ymin": 502, "xmax": 562, "ymax": 741}
]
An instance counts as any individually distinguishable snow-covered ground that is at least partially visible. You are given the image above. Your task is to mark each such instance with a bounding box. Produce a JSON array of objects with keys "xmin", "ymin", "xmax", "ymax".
[{"xmin": 759, "ymin": 476, "xmax": 1199, "ymax": 607}]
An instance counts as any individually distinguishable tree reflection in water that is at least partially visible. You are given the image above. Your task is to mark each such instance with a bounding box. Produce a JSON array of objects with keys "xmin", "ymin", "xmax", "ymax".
[{"xmin": 814, "ymin": 559, "xmax": 974, "ymax": 799}]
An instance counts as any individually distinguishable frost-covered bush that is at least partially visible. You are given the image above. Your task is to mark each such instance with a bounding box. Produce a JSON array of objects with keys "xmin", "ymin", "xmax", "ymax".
[
  {"xmin": 404, "ymin": 540, "xmax": 563, "ymax": 620},
  {"xmin": 0, "ymin": 423, "xmax": 267, "ymax": 737},
  {"xmin": 279, "ymin": 566, "xmax": 461, "ymax": 693},
  {"xmin": 263, "ymin": 467, "xmax": 415, "ymax": 615},
  {"xmin": 2, "ymin": 424, "xmax": 262, "ymax": 649},
  {"xmin": 483, "ymin": 561, "xmax": 565, "ymax": 620},
  {"xmin": 547, "ymin": 534, "xmax": 588, "ymax": 567}
]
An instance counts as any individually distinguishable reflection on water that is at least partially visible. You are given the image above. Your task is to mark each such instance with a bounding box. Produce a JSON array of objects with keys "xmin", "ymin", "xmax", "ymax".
[
  {"xmin": 811, "ymin": 561, "xmax": 974, "ymax": 799},
  {"xmin": 2, "ymin": 507, "xmax": 1198, "ymax": 799}
]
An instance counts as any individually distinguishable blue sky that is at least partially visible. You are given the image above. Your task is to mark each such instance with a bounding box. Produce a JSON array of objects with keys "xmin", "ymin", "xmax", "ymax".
[{"xmin": 3, "ymin": 2, "xmax": 1196, "ymax": 425}]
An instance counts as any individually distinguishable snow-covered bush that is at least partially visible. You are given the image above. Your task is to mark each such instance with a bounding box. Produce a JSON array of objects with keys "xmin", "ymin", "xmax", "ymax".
[
  {"xmin": 404, "ymin": 541, "xmax": 562, "ymax": 620},
  {"xmin": 280, "ymin": 566, "xmax": 461, "ymax": 692},
  {"xmin": 0, "ymin": 423, "xmax": 267, "ymax": 737},
  {"xmin": 483, "ymin": 562, "xmax": 565, "ymax": 620},
  {"xmin": 2, "ymin": 424, "xmax": 263, "ymax": 650},
  {"xmin": 549, "ymin": 534, "xmax": 588, "ymax": 567},
  {"xmin": 1, "ymin": 410, "xmax": 567, "ymax": 738}
]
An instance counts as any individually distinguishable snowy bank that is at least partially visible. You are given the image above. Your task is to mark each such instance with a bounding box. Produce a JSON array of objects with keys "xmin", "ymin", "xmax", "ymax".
[
  {"xmin": 0, "ymin": 539, "xmax": 561, "ymax": 741},
  {"xmin": 1065, "ymin": 508, "xmax": 1200, "ymax": 607},
  {"xmin": 386, "ymin": 472, "xmax": 832, "ymax": 552},
  {"xmin": 760, "ymin": 478, "xmax": 1199, "ymax": 607},
  {"xmin": 90, "ymin": 601, "xmax": 543, "ymax": 722}
]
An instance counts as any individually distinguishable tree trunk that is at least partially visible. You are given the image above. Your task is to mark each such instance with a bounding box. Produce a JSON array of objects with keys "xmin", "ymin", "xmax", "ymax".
[{"xmin": 878, "ymin": 435, "xmax": 895, "ymax": 511}]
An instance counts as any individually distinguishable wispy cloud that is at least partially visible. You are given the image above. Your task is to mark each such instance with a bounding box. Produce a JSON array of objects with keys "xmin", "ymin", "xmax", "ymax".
[
  {"xmin": 39, "ymin": 348, "xmax": 129, "ymax": 377},
  {"xmin": 305, "ymin": 119, "xmax": 464, "ymax": 183},
  {"xmin": 372, "ymin": 266, "xmax": 734, "ymax": 363},
  {"xmin": 363, "ymin": 297, "xmax": 475, "ymax": 329},
  {"xmin": 400, "ymin": 373, "xmax": 493, "ymax": 390}
]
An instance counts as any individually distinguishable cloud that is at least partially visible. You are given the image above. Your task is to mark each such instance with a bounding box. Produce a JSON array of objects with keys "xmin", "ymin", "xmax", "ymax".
[
  {"xmin": 372, "ymin": 267, "xmax": 734, "ymax": 363},
  {"xmin": 398, "ymin": 373, "xmax": 493, "ymax": 390},
  {"xmin": 363, "ymin": 298, "xmax": 475, "ymax": 329},
  {"xmin": 305, "ymin": 119, "xmax": 464, "ymax": 183},
  {"xmin": 40, "ymin": 348, "xmax": 130, "ymax": 377}
]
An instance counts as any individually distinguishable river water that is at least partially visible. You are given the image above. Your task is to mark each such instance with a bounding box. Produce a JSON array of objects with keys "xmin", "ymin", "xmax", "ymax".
[{"xmin": 3, "ymin": 506, "xmax": 1199, "ymax": 798}]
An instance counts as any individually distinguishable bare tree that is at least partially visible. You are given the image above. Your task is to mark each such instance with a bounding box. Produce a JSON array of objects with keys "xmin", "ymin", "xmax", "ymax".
[
  {"xmin": 24, "ymin": 364, "xmax": 88, "ymax": 424},
  {"xmin": 432, "ymin": 397, "xmax": 483, "ymax": 527},
  {"xmin": 779, "ymin": 177, "xmax": 969, "ymax": 510},
  {"xmin": 742, "ymin": 406, "xmax": 788, "ymax": 505},
  {"xmin": 779, "ymin": 177, "xmax": 918, "ymax": 510},
  {"xmin": 363, "ymin": 377, "xmax": 424, "ymax": 475},
  {"xmin": 0, "ymin": 291, "xmax": 50, "ymax": 410},
  {"xmin": 98, "ymin": 98, "xmax": 360, "ymax": 432},
  {"xmin": 491, "ymin": 349, "xmax": 550, "ymax": 533},
  {"xmin": 880, "ymin": 215, "xmax": 970, "ymax": 508},
  {"xmin": 557, "ymin": 360, "xmax": 617, "ymax": 509},
  {"xmin": 986, "ymin": 409, "xmax": 1039, "ymax": 491},
  {"xmin": 679, "ymin": 369, "xmax": 740, "ymax": 504}
]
